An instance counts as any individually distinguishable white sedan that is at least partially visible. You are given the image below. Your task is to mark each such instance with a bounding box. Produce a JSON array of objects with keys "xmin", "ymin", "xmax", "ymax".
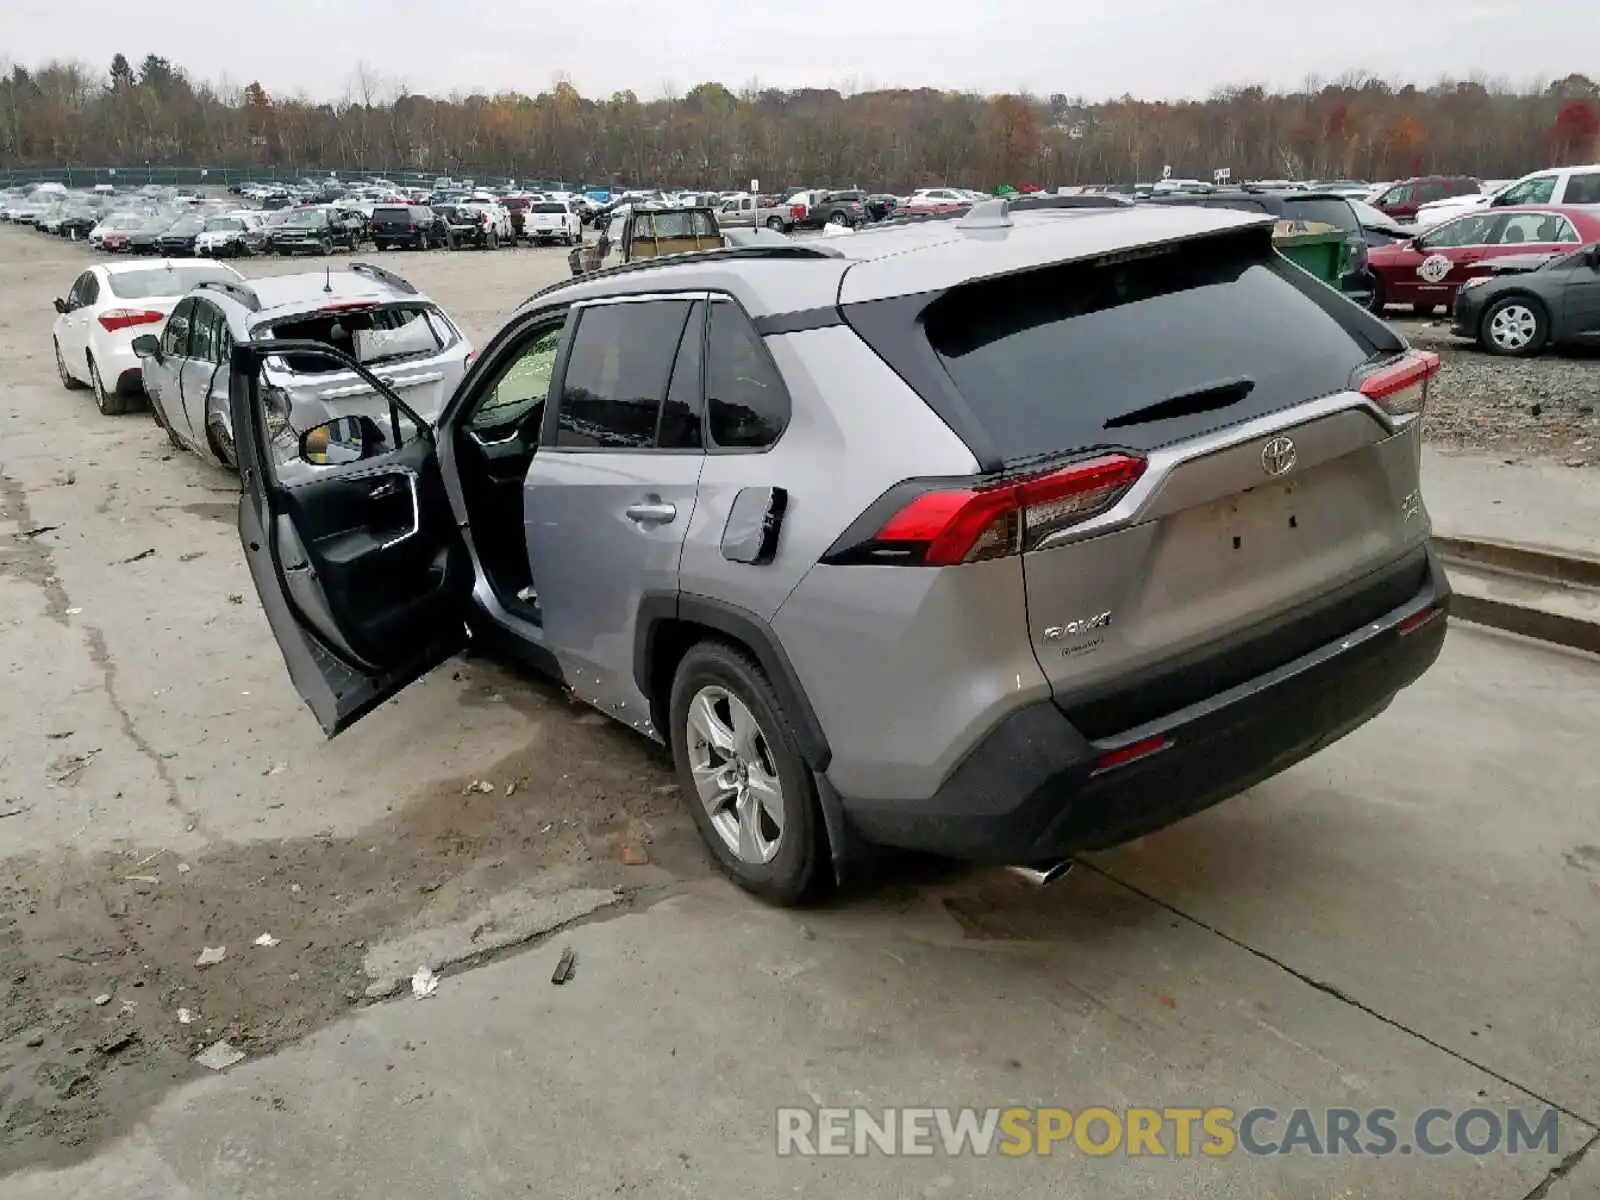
[{"xmin": 52, "ymin": 259, "xmax": 244, "ymax": 415}]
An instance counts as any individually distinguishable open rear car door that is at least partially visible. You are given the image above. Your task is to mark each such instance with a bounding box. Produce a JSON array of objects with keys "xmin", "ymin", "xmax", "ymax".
[{"xmin": 229, "ymin": 340, "xmax": 471, "ymax": 736}]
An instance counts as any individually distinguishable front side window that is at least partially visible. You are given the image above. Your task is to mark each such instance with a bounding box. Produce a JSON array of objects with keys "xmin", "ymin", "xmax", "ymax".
[
  {"xmin": 162, "ymin": 298, "xmax": 195, "ymax": 357},
  {"xmin": 471, "ymin": 323, "xmax": 564, "ymax": 431},
  {"xmin": 1421, "ymin": 214, "xmax": 1497, "ymax": 249},
  {"xmin": 554, "ymin": 300, "xmax": 694, "ymax": 449},
  {"xmin": 1499, "ymin": 176, "xmax": 1557, "ymax": 206},
  {"xmin": 1380, "ymin": 185, "xmax": 1414, "ymax": 206},
  {"xmin": 703, "ymin": 299, "xmax": 789, "ymax": 449}
]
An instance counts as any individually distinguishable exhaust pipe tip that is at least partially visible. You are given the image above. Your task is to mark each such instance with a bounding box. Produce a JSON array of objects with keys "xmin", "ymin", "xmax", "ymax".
[{"xmin": 1005, "ymin": 859, "xmax": 1076, "ymax": 888}]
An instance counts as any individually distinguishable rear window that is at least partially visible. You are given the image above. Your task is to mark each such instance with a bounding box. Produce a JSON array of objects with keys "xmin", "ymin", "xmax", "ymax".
[
  {"xmin": 530, "ymin": 203, "xmax": 567, "ymax": 214},
  {"xmin": 256, "ymin": 303, "xmax": 454, "ymax": 373},
  {"xmin": 107, "ymin": 265, "xmax": 238, "ymax": 299},
  {"xmin": 1279, "ymin": 198, "xmax": 1360, "ymax": 234},
  {"xmin": 915, "ymin": 235, "xmax": 1383, "ymax": 462}
]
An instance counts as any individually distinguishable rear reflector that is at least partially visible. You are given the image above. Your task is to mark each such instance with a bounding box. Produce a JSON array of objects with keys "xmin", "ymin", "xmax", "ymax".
[
  {"xmin": 1360, "ymin": 350, "xmax": 1440, "ymax": 417},
  {"xmin": 97, "ymin": 308, "xmax": 164, "ymax": 332},
  {"xmin": 1093, "ymin": 735, "xmax": 1172, "ymax": 774},
  {"xmin": 836, "ymin": 454, "xmax": 1146, "ymax": 567},
  {"xmin": 1397, "ymin": 603, "xmax": 1444, "ymax": 636}
]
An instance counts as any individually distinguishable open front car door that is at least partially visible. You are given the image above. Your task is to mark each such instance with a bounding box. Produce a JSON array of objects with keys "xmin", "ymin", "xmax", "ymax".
[{"xmin": 229, "ymin": 340, "xmax": 471, "ymax": 735}]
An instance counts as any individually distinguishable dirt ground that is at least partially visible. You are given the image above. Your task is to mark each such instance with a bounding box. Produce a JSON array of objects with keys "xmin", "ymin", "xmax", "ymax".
[
  {"xmin": 1, "ymin": 221, "xmax": 1596, "ymax": 1178},
  {"xmin": 0, "ymin": 228, "xmax": 716, "ymax": 1171}
]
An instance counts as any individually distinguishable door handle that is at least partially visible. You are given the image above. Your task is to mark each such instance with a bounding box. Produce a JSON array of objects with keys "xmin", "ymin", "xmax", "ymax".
[
  {"xmin": 368, "ymin": 481, "xmax": 401, "ymax": 499},
  {"xmin": 625, "ymin": 500, "xmax": 677, "ymax": 524}
]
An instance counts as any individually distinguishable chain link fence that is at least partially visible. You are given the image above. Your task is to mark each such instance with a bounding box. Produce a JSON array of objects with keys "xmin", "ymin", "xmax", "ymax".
[{"xmin": 0, "ymin": 166, "xmax": 583, "ymax": 190}]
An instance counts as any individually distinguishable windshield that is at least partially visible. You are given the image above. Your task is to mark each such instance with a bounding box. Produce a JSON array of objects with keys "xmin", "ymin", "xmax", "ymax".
[
  {"xmin": 284, "ymin": 209, "xmax": 326, "ymax": 227},
  {"xmin": 258, "ymin": 303, "xmax": 455, "ymax": 373},
  {"xmin": 106, "ymin": 265, "xmax": 238, "ymax": 299},
  {"xmin": 166, "ymin": 216, "xmax": 205, "ymax": 234},
  {"xmin": 1280, "ymin": 198, "xmax": 1360, "ymax": 234},
  {"xmin": 205, "ymin": 218, "xmax": 245, "ymax": 232}
]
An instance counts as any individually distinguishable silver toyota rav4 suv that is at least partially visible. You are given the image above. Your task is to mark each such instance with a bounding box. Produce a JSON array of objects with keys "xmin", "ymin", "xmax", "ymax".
[{"xmin": 229, "ymin": 199, "xmax": 1450, "ymax": 904}]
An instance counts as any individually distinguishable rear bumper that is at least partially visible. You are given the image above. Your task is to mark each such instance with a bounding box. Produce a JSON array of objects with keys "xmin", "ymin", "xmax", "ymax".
[{"xmin": 839, "ymin": 551, "xmax": 1451, "ymax": 863}]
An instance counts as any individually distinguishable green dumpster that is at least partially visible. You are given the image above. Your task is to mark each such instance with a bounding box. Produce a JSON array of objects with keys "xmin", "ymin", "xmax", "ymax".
[{"xmin": 1273, "ymin": 220, "xmax": 1349, "ymax": 287}]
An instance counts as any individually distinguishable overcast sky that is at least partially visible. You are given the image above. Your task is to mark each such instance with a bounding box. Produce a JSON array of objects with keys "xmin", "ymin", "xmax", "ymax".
[{"xmin": 6, "ymin": 0, "xmax": 1586, "ymax": 102}]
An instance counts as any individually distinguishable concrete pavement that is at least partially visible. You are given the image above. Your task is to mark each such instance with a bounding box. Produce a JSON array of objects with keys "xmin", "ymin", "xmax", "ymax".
[
  {"xmin": 6, "ymin": 623, "xmax": 1598, "ymax": 1200},
  {"xmin": 1423, "ymin": 446, "xmax": 1600, "ymax": 557}
]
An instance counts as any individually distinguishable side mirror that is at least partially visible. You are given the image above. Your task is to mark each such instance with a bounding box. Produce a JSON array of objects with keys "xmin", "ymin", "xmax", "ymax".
[
  {"xmin": 54, "ymin": 297, "xmax": 69, "ymax": 314},
  {"xmin": 301, "ymin": 415, "xmax": 390, "ymax": 466},
  {"xmin": 130, "ymin": 334, "xmax": 161, "ymax": 359},
  {"xmin": 1409, "ymin": 236, "xmax": 1427, "ymax": 252}
]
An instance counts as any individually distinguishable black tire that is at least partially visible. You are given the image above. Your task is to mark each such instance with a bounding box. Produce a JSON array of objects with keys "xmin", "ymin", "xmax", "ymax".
[
  {"xmin": 89, "ymin": 355, "xmax": 129, "ymax": 415},
  {"xmin": 1367, "ymin": 278, "xmax": 1386, "ymax": 315},
  {"xmin": 319, "ymin": 237, "xmax": 333, "ymax": 256},
  {"xmin": 668, "ymin": 641, "xmax": 823, "ymax": 906},
  {"xmin": 827, "ymin": 212, "xmax": 849, "ymax": 227},
  {"xmin": 1479, "ymin": 295, "xmax": 1550, "ymax": 359},
  {"xmin": 205, "ymin": 419, "xmax": 236, "ymax": 469},
  {"xmin": 486, "ymin": 229, "xmax": 499, "ymax": 250},
  {"xmin": 766, "ymin": 216, "xmax": 785, "ymax": 231},
  {"xmin": 55, "ymin": 339, "xmax": 87, "ymax": 390}
]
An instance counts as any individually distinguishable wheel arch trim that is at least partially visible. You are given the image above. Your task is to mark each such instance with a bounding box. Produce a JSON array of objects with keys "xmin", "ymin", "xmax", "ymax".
[{"xmin": 635, "ymin": 591, "xmax": 831, "ymax": 772}]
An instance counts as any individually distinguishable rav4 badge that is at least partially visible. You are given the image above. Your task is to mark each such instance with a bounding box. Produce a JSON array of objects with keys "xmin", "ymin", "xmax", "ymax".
[{"xmin": 1043, "ymin": 611, "xmax": 1113, "ymax": 641}]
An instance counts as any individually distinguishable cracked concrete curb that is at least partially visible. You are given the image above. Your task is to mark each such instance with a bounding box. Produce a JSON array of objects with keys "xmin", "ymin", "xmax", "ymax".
[
  {"xmin": 362, "ymin": 885, "xmax": 625, "ymax": 999},
  {"xmin": 1434, "ymin": 535, "xmax": 1600, "ymax": 656}
]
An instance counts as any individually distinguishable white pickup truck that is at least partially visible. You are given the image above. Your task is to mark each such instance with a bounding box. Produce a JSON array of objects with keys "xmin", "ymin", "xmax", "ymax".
[
  {"xmin": 520, "ymin": 200, "xmax": 582, "ymax": 245},
  {"xmin": 717, "ymin": 193, "xmax": 797, "ymax": 232}
]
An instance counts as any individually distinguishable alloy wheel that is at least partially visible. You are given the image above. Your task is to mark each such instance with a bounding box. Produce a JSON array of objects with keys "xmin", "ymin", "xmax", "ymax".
[
  {"xmin": 685, "ymin": 685, "xmax": 784, "ymax": 865},
  {"xmin": 1488, "ymin": 304, "xmax": 1538, "ymax": 352}
]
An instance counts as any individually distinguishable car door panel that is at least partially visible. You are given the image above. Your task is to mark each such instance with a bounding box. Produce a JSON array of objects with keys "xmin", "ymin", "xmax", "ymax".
[
  {"xmin": 1564, "ymin": 260, "xmax": 1600, "ymax": 339},
  {"xmin": 524, "ymin": 298, "xmax": 703, "ymax": 729},
  {"xmin": 230, "ymin": 339, "xmax": 471, "ymax": 735}
]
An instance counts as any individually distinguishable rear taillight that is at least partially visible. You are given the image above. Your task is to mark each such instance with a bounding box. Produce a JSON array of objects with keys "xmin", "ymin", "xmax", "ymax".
[
  {"xmin": 98, "ymin": 308, "xmax": 164, "ymax": 332},
  {"xmin": 828, "ymin": 454, "xmax": 1147, "ymax": 567},
  {"xmin": 464, "ymin": 350, "xmax": 478, "ymax": 367},
  {"xmin": 791, "ymin": 205, "xmax": 806, "ymax": 219},
  {"xmin": 1360, "ymin": 349, "xmax": 1440, "ymax": 418}
]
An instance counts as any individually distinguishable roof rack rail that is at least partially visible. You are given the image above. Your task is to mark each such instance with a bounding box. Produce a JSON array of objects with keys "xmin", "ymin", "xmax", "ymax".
[
  {"xmin": 347, "ymin": 261, "xmax": 418, "ymax": 294},
  {"xmin": 523, "ymin": 242, "xmax": 843, "ymax": 304},
  {"xmin": 194, "ymin": 279, "xmax": 262, "ymax": 311}
]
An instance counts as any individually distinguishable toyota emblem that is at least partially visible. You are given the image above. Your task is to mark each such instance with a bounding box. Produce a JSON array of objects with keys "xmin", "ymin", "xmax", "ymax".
[{"xmin": 1261, "ymin": 436, "xmax": 1297, "ymax": 477}]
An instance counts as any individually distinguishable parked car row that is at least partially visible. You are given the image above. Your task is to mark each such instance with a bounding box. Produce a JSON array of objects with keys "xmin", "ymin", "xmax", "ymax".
[{"xmin": 48, "ymin": 253, "xmax": 475, "ymax": 463}]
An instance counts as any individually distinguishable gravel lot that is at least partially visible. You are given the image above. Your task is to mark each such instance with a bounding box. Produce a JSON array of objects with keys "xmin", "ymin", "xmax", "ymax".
[{"xmin": 1390, "ymin": 317, "xmax": 1600, "ymax": 465}]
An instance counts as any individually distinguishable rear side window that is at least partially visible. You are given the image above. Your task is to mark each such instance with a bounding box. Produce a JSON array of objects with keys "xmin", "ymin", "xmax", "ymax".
[
  {"xmin": 917, "ymin": 235, "xmax": 1381, "ymax": 463},
  {"xmin": 704, "ymin": 300, "xmax": 788, "ymax": 449},
  {"xmin": 554, "ymin": 300, "xmax": 694, "ymax": 449},
  {"xmin": 1565, "ymin": 172, "xmax": 1600, "ymax": 205}
]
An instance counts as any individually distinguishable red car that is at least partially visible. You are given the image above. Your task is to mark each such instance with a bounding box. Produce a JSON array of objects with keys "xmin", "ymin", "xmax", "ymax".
[{"xmin": 1368, "ymin": 205, "xmax": 1600, "ymax": 314}]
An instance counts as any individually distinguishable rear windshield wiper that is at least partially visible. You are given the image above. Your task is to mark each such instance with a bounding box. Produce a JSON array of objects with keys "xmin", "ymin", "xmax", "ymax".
[{"xmin": 1103, "ymin": 377, "xmax": 1256, "ymax": 430}]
